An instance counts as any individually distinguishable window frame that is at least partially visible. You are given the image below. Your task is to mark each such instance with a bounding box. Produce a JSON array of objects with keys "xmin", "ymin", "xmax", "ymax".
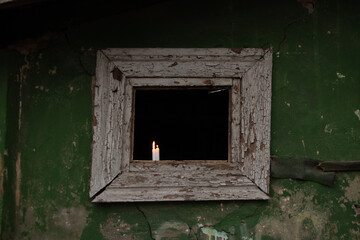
[
  {"xmin": 131, "ymin": 78, "xmax": 234, "ymax": 162},
  {"xmin": 90, "ymin": 48, "xmax": 272, "ymax": 202}
]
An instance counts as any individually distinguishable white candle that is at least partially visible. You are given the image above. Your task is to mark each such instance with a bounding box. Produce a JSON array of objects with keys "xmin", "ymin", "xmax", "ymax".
[{"xmin": 152, "ymin": 141, "xmax": 160, "ymax": 161}]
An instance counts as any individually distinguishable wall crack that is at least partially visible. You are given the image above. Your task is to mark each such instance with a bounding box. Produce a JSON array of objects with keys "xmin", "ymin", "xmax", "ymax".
[
  {"xmin": 276, "ymin": 11, "xmax": 313, "ymax": 54},
  {"xmin": 135, "ymin": 203, "xmax": 155, "ymax": 240},
  {"xmin": 186, "ymin": 223, "xmax": 199, "ymax": 240}
]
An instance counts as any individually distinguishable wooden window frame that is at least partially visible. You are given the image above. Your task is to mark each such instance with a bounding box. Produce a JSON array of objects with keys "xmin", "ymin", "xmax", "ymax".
[{"xmin": 90, "ymin": 48, "xmax": 272, "ymax": 202}]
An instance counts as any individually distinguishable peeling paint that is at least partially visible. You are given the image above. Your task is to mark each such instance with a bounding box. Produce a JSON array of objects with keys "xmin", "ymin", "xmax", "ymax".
[
  {"xmin": 352, "ymin": 204, "xmax": 360, "ymax": 217},
  {"xmin": 153, "ymin": 221, "xmax": 190, "ymax": 240},
  {"xmin": 18, "ymin": 205, "xmax": 88, "ymax": 239},
  {"xmin": 350, "ymin": 230, "xmax": 360, "ymax": 240},
  {"xmin": 238, "ymin": 223, "xmax": 253, "ymax": 240},
  {"xmin": 101, "ymin": 216, "xmax": 136, "ymax": 240},
  {"xmin": 168, "ymin": 62, "xmax": 178, "ymax": 67},
  {"xmin": 354, "ymin": 109, "xmax": 360, "ymax": 121},
  {"xmin": 111, "ymin": 67, "xmax": 123, "ymax": 81},
  {"xmin": 343, "ymin": 176, "xmax": 360, "ymax": 202},
  {"xmin": 200, "ymin": 226, "xmax": 228, "ymax": 240},
  {"xmin": 52, "ymin": 206, "xmax": 88, "ymax": 232},
  {"xmin": 231, "ymin": 48, "xmax": 243, "ymax": 54},
  {"xmin": 336, "ymin": 72, "xmax": 346, "ymax": 79},
  {"xmin": 301, "ymin": 139, "xmax": 306, "ymax": 153},
  {"xmin": 324, "ymin": 124, "xmax": 333, "ymax": 133},
  {"xmin": 256, "ymin": 184, "xmax": 330, "ymax": 240}
]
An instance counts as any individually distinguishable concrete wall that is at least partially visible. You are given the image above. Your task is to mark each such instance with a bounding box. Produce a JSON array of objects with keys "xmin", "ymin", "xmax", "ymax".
[{"xmin": 1, "ymin": 0, "xmax": 360, "ymax": 239}]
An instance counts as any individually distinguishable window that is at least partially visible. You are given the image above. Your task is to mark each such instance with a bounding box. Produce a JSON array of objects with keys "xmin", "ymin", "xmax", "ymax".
[
  {"xmin": 90, "ymin": 48, "xmax": 272, "ymax": 202},
  {"xmin": 133, "ymin": 88, "xmax": 229, "ymax": 161}
]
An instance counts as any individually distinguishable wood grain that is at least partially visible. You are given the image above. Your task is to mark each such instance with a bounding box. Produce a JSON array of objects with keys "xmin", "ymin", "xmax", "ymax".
[
  {"xmin": 90, "ymin": 51, "xmax": 123, "ymax": 198},
  {"xmin": 90, "ymin": 48, "xmax": 272, "ymax": 201},
  {"xmin": 93, "ymin": 170, "xmax": 269, "ymax": 202},
  {"xmin": 241, "ymin": 50, "xmax": 272, "ymax": 193}
]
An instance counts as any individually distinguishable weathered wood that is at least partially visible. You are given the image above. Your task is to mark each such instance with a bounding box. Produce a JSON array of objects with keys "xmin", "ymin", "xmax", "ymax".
[
  {"xmin": 112, "ymin": 61, "xmax": 254, "ymax": 78},
  {"xmin": 112, "ymin": 171, "xmax": 252, "ymax": 188},
  {"xmin": 230, "ymin": 78, "xmax": 241, "ymax": 166},
  {"xmin": 241, "ymin": 50, "xmax": 272, "ymax": 194},
  {"xmin": 129, "ymin": 161, "xmax": 238, "ymax": 172},
  {"xmin": 90, "ymin": 51, "xmax": 123, "ymax": 198},
  {"xmin": 103, "ymin": 48, "xmax": 266, "ymax": 78},
  {"xmin": 121, "ymin": 80, "xmax": 133, "ymax": 169},
  {"xmin": 91, "ymin": 48, "xmax": 272, "ymax": 202},
  {"xmin": 129, "ymin": 78, "xmax": 233, "ymax": 87},
  {"xmin": 93, "ymin": 169, "xmax": 269, "ymax": 202},
  {"xmin": 271, "ymin": 156, "xmax": 335, "ymax": 186},
  {"xmin": 102, "ymin": 48, "xmax": 266, "ymax": 59},
  {"xmin": 93, "ymin": 185, "xmax": 269, "ymax": 202}
]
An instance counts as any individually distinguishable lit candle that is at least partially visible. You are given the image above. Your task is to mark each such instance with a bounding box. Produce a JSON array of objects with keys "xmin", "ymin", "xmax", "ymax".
[{"xmin": 152, "ymin": 141, "xmax": 160, "ymax": 161}]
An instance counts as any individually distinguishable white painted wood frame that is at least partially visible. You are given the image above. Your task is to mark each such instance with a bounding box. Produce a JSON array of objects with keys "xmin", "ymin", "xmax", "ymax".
[{"xmin": 90, "ymin": 48, "xmax": 272, "ymax": 202}]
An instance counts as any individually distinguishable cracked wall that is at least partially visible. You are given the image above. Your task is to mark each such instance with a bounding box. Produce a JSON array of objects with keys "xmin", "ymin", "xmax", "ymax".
[{"xmin": 1, "ymin": 0, "xmax": 360, "ymax": 239}]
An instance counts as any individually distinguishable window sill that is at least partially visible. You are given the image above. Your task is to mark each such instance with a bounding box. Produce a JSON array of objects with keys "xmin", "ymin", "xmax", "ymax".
[{"xmin": 93, "ymin": 162, "xmax": 269, "ymax": 202}]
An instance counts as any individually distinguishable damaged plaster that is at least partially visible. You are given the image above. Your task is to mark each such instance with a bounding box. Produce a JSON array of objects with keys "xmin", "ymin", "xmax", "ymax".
[
  {"xmin": 200, "ymin": 226, "xmax": 228, "ymax": 240},
  {"xmin": 336, "ymin": 72, "xmax": 346, "ymax": 79},
  {"xmin": 17, "ymin": 205, "xmax": 88, "ymax": 239},
  {"xmin": 100, "ymin": 216, "xmax": 137, "ymax": 240},
  {"xmin": 342, "ymin": 176, "xmax": 360, "ymax": 203},
  {"xmin": 153, "ymin": 221, "xmax": 191, "ymax": 240},
  {"xmin": 324, "ymin": 124, "xmax": 333, "ymax": 134},
  {"xmin": 255, "ymin": 182, "xmax": 331, "ymax": 240},
  {"xmin": 355, "ymin": 109, "xmax": 360, "ymax": 121},
  {"xmin": 337, "ymin": 176, "xmax": 360, "ymax": 239}
]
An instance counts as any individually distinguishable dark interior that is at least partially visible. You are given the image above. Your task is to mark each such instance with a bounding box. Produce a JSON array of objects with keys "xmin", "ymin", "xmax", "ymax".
[{"xmin": 133, "ymin": 88, "xmax": 229, "ymax": 160}]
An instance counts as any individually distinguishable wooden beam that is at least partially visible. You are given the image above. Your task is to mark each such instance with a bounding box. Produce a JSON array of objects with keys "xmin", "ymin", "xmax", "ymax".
[
  {"xmin": 318, "ymin": 161, "xmax": 360, "ymax": 172},
  {"xmin": 270, "ymin": 156, "xmax": 335, "ymax": 186}
]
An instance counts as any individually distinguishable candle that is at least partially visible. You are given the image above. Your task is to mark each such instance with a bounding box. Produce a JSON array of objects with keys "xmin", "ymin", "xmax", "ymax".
[{"xmin": 152, "ymin": 141, "xmax": 160, "ymax": 161}]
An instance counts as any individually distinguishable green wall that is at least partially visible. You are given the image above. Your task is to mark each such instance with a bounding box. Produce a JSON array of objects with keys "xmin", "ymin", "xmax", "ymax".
[
  {"xmin": 0, "ymin": 50, "xmax": 9, "ymax": 236},
  {"xmin": 1, "ymin": 0, "xmax": 360, "ymax": 239}
]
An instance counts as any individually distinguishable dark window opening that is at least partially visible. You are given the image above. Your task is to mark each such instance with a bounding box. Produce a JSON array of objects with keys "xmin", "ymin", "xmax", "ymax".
[{"xmin": 133, "ymin": 88, "xmax": 229, "ymax": 160}]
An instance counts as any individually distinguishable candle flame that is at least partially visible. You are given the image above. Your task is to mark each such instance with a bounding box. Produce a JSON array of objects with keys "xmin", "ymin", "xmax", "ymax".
[{"xmin": 152, "ymin": 141, "xmax": 155, "ymax": 149}]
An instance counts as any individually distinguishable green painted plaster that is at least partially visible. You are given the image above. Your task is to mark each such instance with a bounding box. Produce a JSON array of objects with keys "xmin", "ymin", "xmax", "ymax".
[
  {"xmin": 1, "ymin": 0, "xmax": 360, "ymax": 239},
  {"xmin": 0, "ymin": 50, "xmax": 9, "ymax": 237}
]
